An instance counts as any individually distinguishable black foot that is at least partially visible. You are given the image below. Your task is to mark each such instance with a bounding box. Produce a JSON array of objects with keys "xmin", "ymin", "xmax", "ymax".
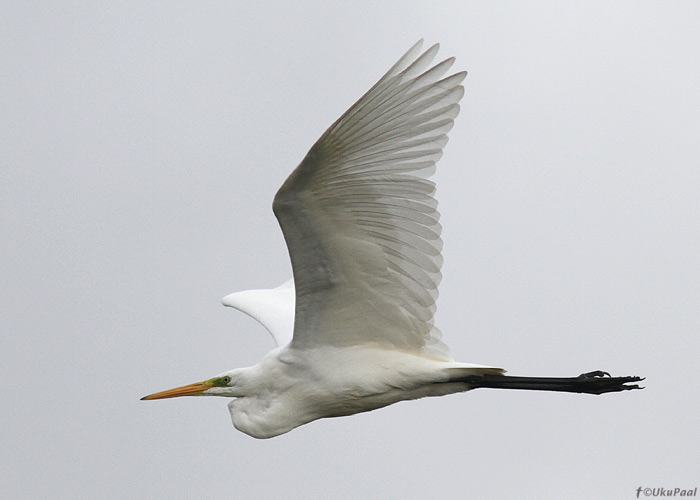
[
  {"xmin": 572, "ymin": 371, "xmax": 644, "ymax": 394},
  {"xmin": 578, "ymin": 370, "xmax": 611, "ymax": 378}
]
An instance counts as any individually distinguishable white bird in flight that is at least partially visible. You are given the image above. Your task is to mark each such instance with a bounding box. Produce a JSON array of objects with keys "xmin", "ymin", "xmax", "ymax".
[{"xmin": 142, "ymin": 41, "xmax": 642, "ymax": 439}]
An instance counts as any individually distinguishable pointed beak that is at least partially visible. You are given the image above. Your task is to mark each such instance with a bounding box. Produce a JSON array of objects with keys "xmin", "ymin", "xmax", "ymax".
[{"xmin": 141, "ymin": 381, "xmax": 211, "ymax": 400}]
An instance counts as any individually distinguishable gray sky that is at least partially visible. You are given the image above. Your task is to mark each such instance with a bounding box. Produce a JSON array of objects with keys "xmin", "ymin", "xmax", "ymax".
[{"xmin": 3, "ymin": 2, "xmax": 699, "ymax": 499}]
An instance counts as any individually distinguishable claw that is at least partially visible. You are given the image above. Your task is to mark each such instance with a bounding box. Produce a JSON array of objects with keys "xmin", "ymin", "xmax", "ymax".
[{"xmin": 578, "ymin": 370, "xmax": 611, "ymax": 378}]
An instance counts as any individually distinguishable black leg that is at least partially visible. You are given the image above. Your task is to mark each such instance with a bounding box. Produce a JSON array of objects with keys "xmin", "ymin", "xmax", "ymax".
[{"xmin": 454, "ymin": 370, "xmax": 644, "ymax": 395}]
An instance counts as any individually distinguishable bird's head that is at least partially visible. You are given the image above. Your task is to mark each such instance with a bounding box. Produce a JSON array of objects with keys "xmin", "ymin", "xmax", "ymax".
[{"xmin": 141, "ymin": 371, "xmax": 243, "ymax": 400}]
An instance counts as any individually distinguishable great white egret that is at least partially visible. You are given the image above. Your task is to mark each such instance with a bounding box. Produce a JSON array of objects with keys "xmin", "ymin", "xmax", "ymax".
[{"xmin": 142, "ymin": 41, "xmax": 642, "ymax": 439}]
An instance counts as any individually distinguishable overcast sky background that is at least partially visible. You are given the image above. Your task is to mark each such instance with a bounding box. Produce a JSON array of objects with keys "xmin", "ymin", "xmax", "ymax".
[{"xmin": 3, "ymin": 2, "xmax": 699, "ymax": 499}]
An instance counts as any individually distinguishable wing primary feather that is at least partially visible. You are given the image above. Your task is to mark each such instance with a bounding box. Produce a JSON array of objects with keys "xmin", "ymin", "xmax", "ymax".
[
  {"xmin": 323, "ymin": 40, "xmax": 426, "ymax": 140},
  {"xmin": 400, "ymin": 43, "xmax": 441, "ymax": 79},
  {"xmin": 330, "ymin": 71, "xmax": 465, "ymax": 151}
]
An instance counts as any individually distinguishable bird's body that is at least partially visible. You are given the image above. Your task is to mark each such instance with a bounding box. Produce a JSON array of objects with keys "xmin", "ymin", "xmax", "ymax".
[
  {"xmin": 221, "ymin": 345, "xmax": 500, "ymax": 439},
  {"xmin": 142, "ymin": 41, "xmax": 642, "ymax": 438}
]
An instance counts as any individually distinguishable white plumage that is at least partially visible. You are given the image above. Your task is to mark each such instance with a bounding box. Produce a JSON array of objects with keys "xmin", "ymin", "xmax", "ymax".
[
  {"xmin": 272, "ymin": 40, "xmax": 460, "ymax": 360},
  {"xmin": 222, "ymin": 279, "xmax": 295, "ymax": 347},
  {"xmin": 142, "ymin": 40, "xmax": 642, "ymax": 438}
]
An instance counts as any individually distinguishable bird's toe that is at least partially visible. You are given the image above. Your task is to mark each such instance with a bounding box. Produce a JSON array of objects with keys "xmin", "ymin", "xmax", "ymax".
[{"xmin": 578, "ymin": 370, "xmax": 611, "ymax": 379}]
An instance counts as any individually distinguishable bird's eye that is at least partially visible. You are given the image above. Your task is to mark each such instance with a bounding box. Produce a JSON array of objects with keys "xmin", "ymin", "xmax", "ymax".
[{"xmin": 221, "ymin": 376, "xmax": 231, "ymax": 384}]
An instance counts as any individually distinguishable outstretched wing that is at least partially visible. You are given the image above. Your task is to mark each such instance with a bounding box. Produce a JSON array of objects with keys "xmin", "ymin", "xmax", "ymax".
[
  {"xmin": 222, "ymin": 279, "xmax": 295, "ymax": 347},
  {"xmin": 273, "ymin": 41, "xmax": 464, "ymax": 359}
]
